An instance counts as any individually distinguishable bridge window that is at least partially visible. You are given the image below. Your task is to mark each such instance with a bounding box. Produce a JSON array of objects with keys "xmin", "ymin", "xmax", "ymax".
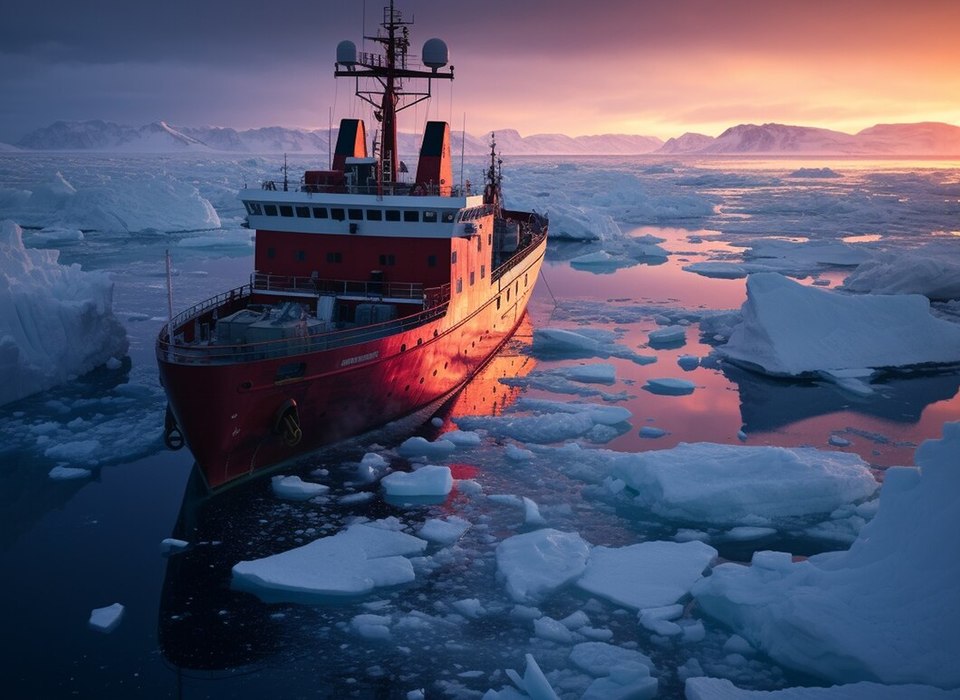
[
  {"xmin": 386, "ymin": 210, "xmax": 401, "ymax": 222},
  {"xmin": 367, "ymin": 209, "xmax": 383, "ymax": 221},
  {"xmin": 295, "ymin": 250, "xmax": 306, "ymax": 261},
  {"xmin": 403, "ymin": 210, "xmax": 419, "ymax": 223},
  {"xmin": 264, "ymin": 204, "xmax": 278, "ymax": 216},
  {"xmin": 423, "ymin": 211, "xmax": 437, "ymax": 223},
  {"xmin": 296, "ymin": 206, "xmax": 310, "ymax": 218},
  {"xmin": 331, "ymin": 208, "xmax": 345, "ymax": 221},
  {"xmin": 313, "ymin": 207, "xmax": 328, "ymax": 218},
  {"xmin": 379, "ymin": 254, "xmax": 396, "ymax": 266},
  {"xmin": 244, "ymin": 202, "xmax": 263, "ymax": 215},
  {"xmin": 326, "ymin": 252, "xmax": 342, "ymax": 263},
  {"xmin": 442, "ymin": 210, "xmax": 456, "ymax": 223},
  {"xmin": 348, "ymin": 208, "xmax": 363, "ymax": 221},
  {"xmin": 279, "ymin": 205, "xmax": 293, "ymax": 217},
  {"xmin": 427, "ymin": 255, "xmax": 437, "ymax": 267}
]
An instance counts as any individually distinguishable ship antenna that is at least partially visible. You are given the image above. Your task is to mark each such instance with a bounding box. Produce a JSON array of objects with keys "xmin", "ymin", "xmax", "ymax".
[
  {"xmin": 334, "ymin": 1, "xmax": 454, "ymax": 191},
  {"xmin": 282, "ymin": 153, "xmax": 289, "ymax": 192},
  {"xmin": 484, "ymin": 132, "xmax": 502, "ymax": 211},
  {"xmin": 165, "ymin": 249, "xmax": 175, "ymax": 347}
]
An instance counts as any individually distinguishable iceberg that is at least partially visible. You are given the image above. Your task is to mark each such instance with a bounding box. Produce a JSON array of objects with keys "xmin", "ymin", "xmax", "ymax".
[
  {"xmin": 0, "ymin": 220, "xmax": 128, "ymax": 406},
  {"xmin": 719, "ymin": 272, "xmax": 960, "ymax": 376},
  {"xmin": 842, "ymin": 248, "xmax": 960, "ymax": 300}
]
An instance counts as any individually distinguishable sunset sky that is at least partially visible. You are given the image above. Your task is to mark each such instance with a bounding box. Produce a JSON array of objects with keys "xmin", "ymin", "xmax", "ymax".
[{"xmin": 1, "ymin": 0, "xmax": 958, "ymax": 144}]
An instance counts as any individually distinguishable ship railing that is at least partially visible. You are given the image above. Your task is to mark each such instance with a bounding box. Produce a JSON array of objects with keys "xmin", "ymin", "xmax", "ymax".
[
  {"xmin": 252, "ymin": 272, "xmax": 427, "ymax": 300},
  {"xmin": 492, "ymin": 223, "xmax": 548, "ymax": 281},
  {"xmin": 298, "ymin": 181, "xmax": 453, "ymax": 197},
  {"xmin": 161, "ymin": 284, "xmax": 252, "ymax": 341},
  {"xmin": 156, "ymin": 282, "xmax": 452, "ymax": 365},
  {"xmin": 157, "ymin": 296, "xmax": 450, "ymax": 365}
]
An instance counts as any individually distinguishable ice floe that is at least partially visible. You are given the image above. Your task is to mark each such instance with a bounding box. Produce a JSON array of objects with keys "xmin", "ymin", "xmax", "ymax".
[
  {"xmin": 719, "ymin": 272, "xmax": 960, "ymax": 376},
  {"xmin": 541, "ymin": 441, "xmax": 878, "ymax": 527},
  {"xmin": 532, "ymin": 326, "xmax": 656, "ymax": 365},
  {"xmin": 496, "ymin": 529, "xmax": 590, "ymax": 604},
  {"xmin": 418, "ymin": 516, "xmax": 471, "ymax": 545},
  {"xmin": 644, "ymin": 377, "xmax": 696, "ymax": 395},
  {"xmin": 88, "ymin": 603, "xmax": 125, "ymax": 633},
  {"xmin": 576, "ymin": 540, "xmax": 717, "ymax": 609},
  {"xmin": 693, "ymin": 422, "xmax": 960, "ymax": 688},
  {"xmin": 271, "ymin": 474, "xmax": 329, "ymax": 500},
  {"xmin": 232, "ymin": 520, "xmax": 428, "ymax": 601},
  {"xmin": 381, "ymin": 465, "xmax": 453, "ymax": 498},
  {"xmin": 456, "ymin": 398, "xmax": 632, "ymax": 445}
]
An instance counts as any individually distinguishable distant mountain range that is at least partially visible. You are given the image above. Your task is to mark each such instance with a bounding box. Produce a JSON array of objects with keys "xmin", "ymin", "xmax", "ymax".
[{"xmin": 7, "ymin": 119, "xmax": 960, "ymax": 156}]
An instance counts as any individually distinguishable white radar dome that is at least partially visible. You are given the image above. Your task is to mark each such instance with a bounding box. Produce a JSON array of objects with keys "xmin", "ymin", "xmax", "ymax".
[
  {"xmin": 422, "ymin": 38, "xmax": 449, "ymax": 70},
  {"xmin": 336, "ymin": 40, "xmax": 358, "ymax": 66}
]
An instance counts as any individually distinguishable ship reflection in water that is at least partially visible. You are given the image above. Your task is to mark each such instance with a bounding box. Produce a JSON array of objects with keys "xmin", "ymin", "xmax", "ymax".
[{"xmin": 158, "ymin": 317, "xmax": 537, "ymax": 682}]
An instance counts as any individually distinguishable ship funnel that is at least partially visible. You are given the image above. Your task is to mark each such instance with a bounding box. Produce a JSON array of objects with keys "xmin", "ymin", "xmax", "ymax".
[
  {"xmin": 422, "ymin": 38, "xmax": 449, "ymax": 71},
  {"xmin": 336, "ymin": 40, "xmax": 358, "ymax": 69}
]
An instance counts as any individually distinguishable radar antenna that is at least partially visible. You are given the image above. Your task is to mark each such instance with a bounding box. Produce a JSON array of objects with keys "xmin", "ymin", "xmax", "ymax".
[{"xmin": 334, "ymin": 0, "xmax": 454, "ymax": 187}]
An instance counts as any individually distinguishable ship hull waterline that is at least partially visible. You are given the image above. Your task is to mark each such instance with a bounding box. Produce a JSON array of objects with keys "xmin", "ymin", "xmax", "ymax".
[{"xmin": 159, "ymin": 244, "xmax": 545, "ymax": 490}]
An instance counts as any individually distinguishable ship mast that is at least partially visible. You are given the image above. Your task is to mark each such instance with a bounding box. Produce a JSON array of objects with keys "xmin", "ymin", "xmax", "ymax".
[{"xmin": 335, "ymin": 1, "xmax": 454, "ymax": 188}]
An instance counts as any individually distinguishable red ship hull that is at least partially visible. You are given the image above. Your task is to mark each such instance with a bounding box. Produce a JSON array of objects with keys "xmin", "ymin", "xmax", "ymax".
[{"xmin": 159, "ymin": 239, "xmax": 545, "ymax": 490}]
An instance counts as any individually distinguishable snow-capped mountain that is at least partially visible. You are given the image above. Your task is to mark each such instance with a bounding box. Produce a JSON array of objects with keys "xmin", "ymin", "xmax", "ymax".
[
  {"xmin": 853, "ymin": 122, "xmax": 960, "ymax": 155},
  {"xmin": 697, "ymin": 123, "xmax": 860, "ymax": 154},
  {"xmin": 15, "ymin": 120, "xmax": 662, "ymax": 156},
  {"xmin": 13, "ymin": 119, "xmax": 960, "ymax": 156},
  {"xmin": 658, "ymin": 132, "xmax": 715, "ymax": 154},
  {"xmin": 17, "ymin": 120, "xmax": 212, "ymax": 152},
  {"xmin": 659, "ymin": 122, "xmax": 960, "ymax": 155}
]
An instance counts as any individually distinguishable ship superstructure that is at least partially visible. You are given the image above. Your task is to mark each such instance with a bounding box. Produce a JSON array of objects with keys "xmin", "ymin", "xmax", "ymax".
[{"xmin": 157, "ymin": 1, "xmax": 547, "ymax": 489}]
